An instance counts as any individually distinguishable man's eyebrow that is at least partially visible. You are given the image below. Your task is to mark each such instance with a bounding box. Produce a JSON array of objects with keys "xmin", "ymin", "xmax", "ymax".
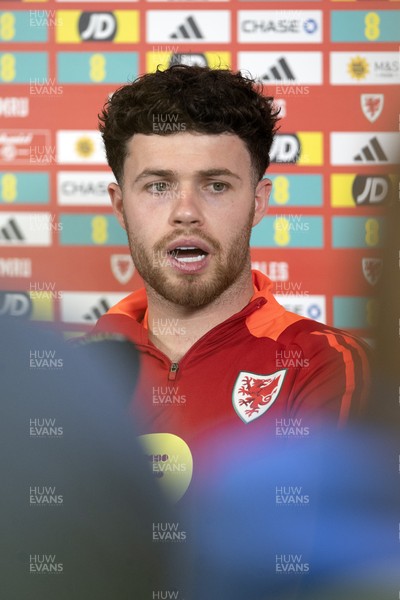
[
  {"xmin": 132, "ymin": 168, "xmax": 241, "ymax": 185},
  {"xmin": 197, "ymin": 169, "xmax": 241, "ymax": 180},
  {"xmin": 133, "ymin": 169, "xmax": 177, "ymax": 184}
]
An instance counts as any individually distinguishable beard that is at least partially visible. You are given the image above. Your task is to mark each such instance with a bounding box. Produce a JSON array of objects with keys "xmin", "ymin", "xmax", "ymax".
[{"xmin": 123, "ymin": 211, "xmax": 254, "ymax": 308}]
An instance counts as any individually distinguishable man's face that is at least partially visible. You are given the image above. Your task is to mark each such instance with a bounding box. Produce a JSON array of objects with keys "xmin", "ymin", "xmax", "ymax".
[{"xmin": 109, "ymin": 132, "xmax": 270, "ymax": 308}]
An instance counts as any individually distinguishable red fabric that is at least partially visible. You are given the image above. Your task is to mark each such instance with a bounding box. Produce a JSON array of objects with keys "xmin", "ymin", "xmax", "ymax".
[{"xmin": 92, "ymin": 270, "xmax": 371, "ymax": 446}]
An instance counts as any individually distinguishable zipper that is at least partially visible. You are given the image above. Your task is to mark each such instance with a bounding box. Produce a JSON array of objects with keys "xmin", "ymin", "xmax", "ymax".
[
  {"xmin": 136, "ymin": 297, "xmax": 266, "ymax": 383},
  {"xmin": 168, "ymin": 362, "xmax": 179, "ymax": 381}
]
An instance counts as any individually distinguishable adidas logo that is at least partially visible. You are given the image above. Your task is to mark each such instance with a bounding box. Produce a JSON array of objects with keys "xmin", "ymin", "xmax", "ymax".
[
  {"xmin": 84, "ymin": 298, "xmax": 110, "ymax": 322},
  {"xmin": 262, "ymin": 58, "xmax": 295, "ymax": 82},
  {"xmin": 0, "ymin": 218, "xmax": 24, "ymax": 242},
  {"xmin": 170, "ymin": 16, "xmax": 203, "ymax": 40},
  {"xmin": 354, "ymin": 136, "xmax": 387, "ymax": 162}
]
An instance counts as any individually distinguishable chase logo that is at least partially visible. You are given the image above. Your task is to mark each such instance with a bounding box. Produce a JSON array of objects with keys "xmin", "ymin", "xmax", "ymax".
[
  {"xmin": 270, "ymin": 133, "xmax": 323, "ymax": 165},
  {"xmin": 238, "ymin": 10, "xmax": 322, "ymax": 43},
  {"xmin": 57, "ymin": 171, "xmax": 114, "ymax": 206},
  {"xmin": 303, "ymin": 18, "xmax": 318, "ymax": 34},
  {"xmin": 275, "ymin": 295, "xmax": 326, "ymax": 322},
  {"xmin": 56, "ymin": 10, "xmax": 139, "ymax": 43}
]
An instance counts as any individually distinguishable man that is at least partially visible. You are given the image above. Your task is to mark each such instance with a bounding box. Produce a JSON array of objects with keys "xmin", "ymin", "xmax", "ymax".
[{"xmin": 94, "ymin": 66, "xmax": 370, "ymax": 493}]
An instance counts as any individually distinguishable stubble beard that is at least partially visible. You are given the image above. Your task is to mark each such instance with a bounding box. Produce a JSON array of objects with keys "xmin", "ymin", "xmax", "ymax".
[{"xmin": 123, "ymin": 211, "xmax": 254, "ymax": 308}]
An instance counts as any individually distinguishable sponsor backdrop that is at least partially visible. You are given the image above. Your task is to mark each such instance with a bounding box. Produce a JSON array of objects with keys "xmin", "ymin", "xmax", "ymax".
[{"xmin": 0, "ymin": 0, "xmax": 398, "ymax": 339}]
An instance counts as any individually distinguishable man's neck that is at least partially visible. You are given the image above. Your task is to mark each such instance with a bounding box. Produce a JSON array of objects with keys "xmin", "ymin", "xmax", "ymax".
[{"xmin": 146, "ymin": 268, "xmax": 254, "ymax": 362}]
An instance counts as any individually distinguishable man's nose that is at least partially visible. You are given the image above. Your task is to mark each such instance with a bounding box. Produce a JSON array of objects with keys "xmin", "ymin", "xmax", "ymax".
[{"xmin": 168, "ymin": 185, "xmax": 204, "ymax": 226}]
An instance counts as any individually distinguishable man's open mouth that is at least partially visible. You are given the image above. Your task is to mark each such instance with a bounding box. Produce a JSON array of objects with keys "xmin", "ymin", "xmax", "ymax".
[{"xmin": 168, "ymin": 246, "xmax": 209, "ymax": 263}]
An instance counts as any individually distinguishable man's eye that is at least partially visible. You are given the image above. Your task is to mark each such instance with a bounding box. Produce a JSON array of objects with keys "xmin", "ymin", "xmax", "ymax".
[
  {"xmin": 209, "ymin": 182, "xmax": 228, "ymax": 193},
  {"xmin": 148, "ymin": 182, "xmax": 169, "ymax": 193}
]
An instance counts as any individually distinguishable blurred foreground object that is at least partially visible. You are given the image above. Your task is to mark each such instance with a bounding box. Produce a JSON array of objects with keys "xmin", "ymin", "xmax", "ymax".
[
  {"xmin": 191, "ymin": 424, "xmax": 400, "ymax": 600},
  {"xmin": 0, "ymin": 318, "xmax": 187, "ymax": 600}
]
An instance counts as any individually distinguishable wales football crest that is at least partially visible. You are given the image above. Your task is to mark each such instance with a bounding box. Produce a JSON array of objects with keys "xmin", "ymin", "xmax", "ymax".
[{"xmin": 232, "ymin": 369, "xmax": 287, "ymax": 424}]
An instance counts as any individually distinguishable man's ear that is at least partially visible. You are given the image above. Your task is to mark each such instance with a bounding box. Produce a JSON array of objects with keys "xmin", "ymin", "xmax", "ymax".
[
  {"xmin": 108, "ymin": 182, "xmax": 126, "ymax": 230},
  {"xmin": 252, "ymin": 177, "xmax": 272, "ymax": 227}
]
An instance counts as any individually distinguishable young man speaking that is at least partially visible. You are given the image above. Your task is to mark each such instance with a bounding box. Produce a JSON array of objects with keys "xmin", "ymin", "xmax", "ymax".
[{"xmin": 94, "ymin": 66, "xmax": 370, "ymax": 486}]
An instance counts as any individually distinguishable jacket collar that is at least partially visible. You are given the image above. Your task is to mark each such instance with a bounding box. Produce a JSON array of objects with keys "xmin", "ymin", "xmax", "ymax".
[{"xmin": 105, "ymin": 269, "xmax": 274, "ymax": 328}]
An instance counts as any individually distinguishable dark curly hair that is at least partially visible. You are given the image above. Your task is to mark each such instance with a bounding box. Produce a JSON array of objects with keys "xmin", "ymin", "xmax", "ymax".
[{"xmin": 98, "ymin": 65, "xmax": 280, "ymax": 185}]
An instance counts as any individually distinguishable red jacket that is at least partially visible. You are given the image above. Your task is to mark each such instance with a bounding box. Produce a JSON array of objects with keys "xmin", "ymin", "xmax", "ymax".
[{"xmin": 93, "ymin": 270, "xmax": 370, "ymax": 501}]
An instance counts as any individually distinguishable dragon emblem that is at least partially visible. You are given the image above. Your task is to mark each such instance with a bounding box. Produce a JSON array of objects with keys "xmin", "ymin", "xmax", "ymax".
[{"xmin": 232, "ymin": 370, "xmax": 287, "ymax": 424}]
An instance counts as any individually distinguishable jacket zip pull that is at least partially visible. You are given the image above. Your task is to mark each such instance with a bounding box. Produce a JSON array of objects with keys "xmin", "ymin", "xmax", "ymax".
[{"xmin": 168, "ymin": 362, "xmax": 179, "ymax": 381}]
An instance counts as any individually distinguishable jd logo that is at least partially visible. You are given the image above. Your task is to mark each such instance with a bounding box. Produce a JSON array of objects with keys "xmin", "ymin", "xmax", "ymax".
[
  {"xmin": 0, "ymin": 292, "xmax": 32, "ymax": 318},
  {"xmin": 352, "ymin": 175, "xmax": 391, "ymax": 205},
  {"xmin": 169, "ymin": 53, "xmax": 208, "ymax": 67},
  {"xmin": 78, "ymin": 13, "xmax": 117, "ymax": 41},
  {"xmin": 270, "ymin": 135, "xmax": 300, "ymax": 164}
]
